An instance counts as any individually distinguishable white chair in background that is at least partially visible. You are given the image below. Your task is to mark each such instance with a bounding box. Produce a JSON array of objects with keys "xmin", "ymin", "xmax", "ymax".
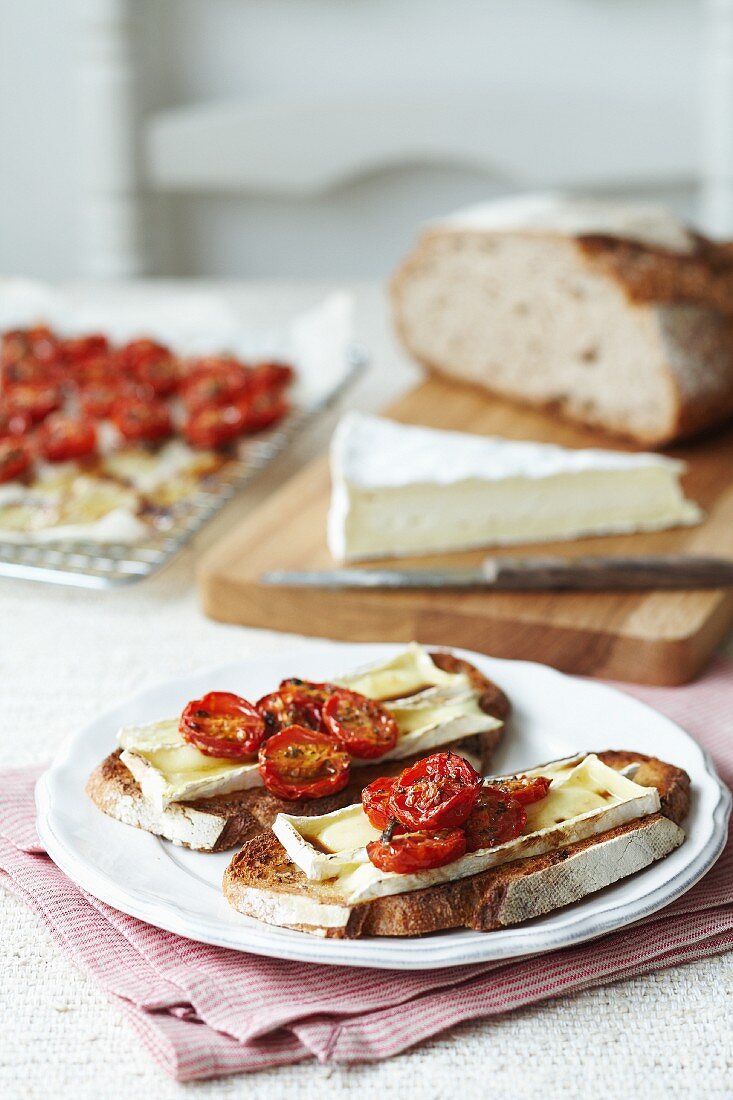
[{"xmin": 75, "ymin": 0, "xmax": 733, "ymax": 280}]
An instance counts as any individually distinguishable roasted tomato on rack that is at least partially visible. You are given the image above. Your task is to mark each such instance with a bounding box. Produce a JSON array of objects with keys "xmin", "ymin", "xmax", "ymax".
[
  {"xmin": 486, "ymin": 775, "xmax": 552, "ymax": 806},
  {"xmin": 62, "ymin": 333, "xmax": 110, "ymax": 368},
  {"xmin": 181, "ymin": 359, "xmax": 251, "ymax": 413},
  {"xmin": 183, "ymin": 403, "xmax": 246, "ymax": 449},
  {"xmin": 2, "ymin": 326, "xmax": 60, "ymax": 369},
  {"xmin": 79, "ymin": 382, "xmax": 120, "ymax": 420},
  {"xmin": 0, "ymin": 439, "xmax": 32, "ymax": 483},
  {"xmin": 180, "ymin": 691, "xmax": 266, "ymax": 758},
  {"xmin": 250, "ymin": 361, "xmax": 294, "ymax": 392},
  {"xmin": 323, "ymin": 689, "xmax": 398, "ymax": 759},
  {"xmin": 389, "ymin": 752, "xmax": 483, "ymax": 831},
  {"xmin": 118, "ymin": 341, "xmax": 179, "ymax": 398},
  {"xmin": 112, "ymin": 397, "xmax": 173, "ymax": 443},
  {"xmin": 257, "ymin": 680, "xmax": 333, "ymax": 735},
  {"xmin": 258, "ymin": 725, "xmax": 351, "ymax": 801},
  {"xmin": 40, "ymin": 415, "xmax": 97, "ymax": 462},
  {"xmin": 463, "ymin": 789, "xmax": 527, "ymax": 852},
  {"xmin": 238, "ymin": 388, "xmax": 289, "ymax": 433},
  {"xmin": 6, "ymin": 383, "xmax": 63, "ymax": 423},
  {"xmin": 361, "ymin": 776, "xmax": 399, "ymax": 830},
  {"xmin": 0, "ymin": 405, "xmax": 31, "ymax": 439},
  {"xmin": 366, "ymin": 827, "xmax": 466, "ymax": 874}
]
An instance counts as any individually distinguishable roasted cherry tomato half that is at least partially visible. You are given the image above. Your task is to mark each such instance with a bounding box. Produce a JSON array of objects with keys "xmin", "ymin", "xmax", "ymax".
[
  {"xmin": 180, "ymin": 691, "xmax": 266, "ymax": 758},
  {"xmin": 115, "ymin": 338, "xmax": 169, "ymax": 370},
  {"xmin": 39, "ymin": 413, "xmax": 96, "ymax": 462},
  {"xmin": 367, "ymin": 827, "xmax": 466, "ymax": 874},
  {"xmin": 0, "ymin": 439, "xmax": 32, "ymax": 483},
  {"xmin": 2, "ymin": 327, "xmax": 60, "ymax": 370},
  {"xmin": 258, "ymin": 725, "xmax": 351, "ymax": 801},
  {"xmin": 362, "ymin": 776, "xmax": 400, "ymax": 829},
  {"xmin": 486, "ymin": 775, "xmax": 552, "ymax": 806},
  {"xmin": 389, "ymin": 751, "xmax": 483, "ymax": 832},
  {"xmin": 6, "ymin": 383, "xmax": 63, "ymax": 423},
  {"xmin": 323, "ymin": 689, "xmax": 398, "ymax": 760},
  {"xmin": 62, "ymin": 334, "xmax": 110, "ymax": 367},
  {"xmin": 79, "ymin": 382, "xmax": 120, "ymax": 419},
  {"xmin": 183, "ymin": 403, "xmax": 246, "ymax": 449},
  {"xmin": 71, "ymin": 353, "xmax": 117, "ymax": 387},
  {"xmin": 181, "ymin": 362, "xmax": 251, "ymax": 413},
  {"xmin": 250, "ymin": 361, "xmax": 294, "ymax": 391},
  {"xmin": 238, "ymin": 389, "xmax": 289, "ymax": 434},
  {"xmin": 2, "ymin": 357, "xmax": 53, "ymax": 388},
  {"xmin": 112, "ymin": 397, "xmax": 173, "ymax": 443},
  {"xmin": 40, "ymin": 415, "xmax": 97, "ymax": 463},
  {"xmin": 257, "ymin": 681, "xmax": 333, "ymax": 735},
  {"xmin": 131, "ymin": 352, "xmax": 179, "ymax": 397},
  {"xmin": 463, "ymin": 790, "xmax": 527, "ymax": 852},
  {"xmin": 0, "ymin": 406, "xmax": 31, "ymax": 439}
]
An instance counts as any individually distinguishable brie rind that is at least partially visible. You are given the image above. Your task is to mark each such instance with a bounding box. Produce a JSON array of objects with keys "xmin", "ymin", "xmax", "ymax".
[
  {"xmin": 119, "ymin": 719, "xmax": 260, "ymax": 811},
  {"xmin": 327, "ymin": 413, "xmax": 701, "ymax": 561},
  {"xmin": 115, "ymin": 645, "xmax": 501, "ymax": 808},
  {"xmin": 272, "ymin": 754, "xmax": 661, "ymax": 899}
]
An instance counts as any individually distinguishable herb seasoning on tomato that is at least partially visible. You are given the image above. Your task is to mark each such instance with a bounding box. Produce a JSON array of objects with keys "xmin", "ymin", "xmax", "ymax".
[
  {"xmin": 463, "ymin": 790, "xmax": 527, "ymax": 852},
  {"xmin": 389, "ymin": 752, "xmax": 482, "ymax": 831},
  {"xmin": 256, "ymin": 681, "xmax": 333, "ymax": 735},
  {"xmin": 258, "ymin": 726, "xmax": 351, "ymax": 801},
  {"xmin": 180, "ymin": 691, "xmax": 266, "ymax": 758},
  {"xmin": 361, "ymin": 776, "xmax": 399, "ymax": 829},
  {"xmin": 40, "ymin": 415, "xmax": 97, "ymax": 462},
  {"xmin": 486, "ymin": 775, "xmax": 552, "ymax": 806},
  {"xmin": 323, "ymin": 688, "xmax": 398, "ymax": 759},
  {"xmin": 366, "ymin": 827, "xmax": 466, "ymax": 874}
]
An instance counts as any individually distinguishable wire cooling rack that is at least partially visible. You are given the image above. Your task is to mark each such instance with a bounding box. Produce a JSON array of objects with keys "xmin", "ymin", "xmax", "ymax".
[{"xmin": 0, "ymin": 347, "xmax": 366, "ymax": 588}]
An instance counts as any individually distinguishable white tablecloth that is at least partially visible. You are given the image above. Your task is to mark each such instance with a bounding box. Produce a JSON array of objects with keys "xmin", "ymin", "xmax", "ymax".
[{"xmin": 1, "ymin": 283, "xmax": 730, "ymax": 1099}]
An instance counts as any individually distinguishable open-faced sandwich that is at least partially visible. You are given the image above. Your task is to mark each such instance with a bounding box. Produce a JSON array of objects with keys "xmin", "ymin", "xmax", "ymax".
[
  {"xmin": 86, "ymin": 645, "xmax": 510, "ymax": 852},
  {"xmin": 223, "ymin": 748, "xmax": 690, "ymax": 937}
]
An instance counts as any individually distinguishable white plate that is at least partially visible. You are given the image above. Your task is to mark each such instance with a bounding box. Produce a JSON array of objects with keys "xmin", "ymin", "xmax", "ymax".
[{"xmin": 36, "ymin": 642, "xmax": 730, "ymax": 970}]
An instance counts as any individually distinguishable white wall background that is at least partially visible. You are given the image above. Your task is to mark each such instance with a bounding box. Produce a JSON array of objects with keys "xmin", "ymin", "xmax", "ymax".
[{"xmin": 0, "ymin": 0, "xmax": 704, "ymax": 281}]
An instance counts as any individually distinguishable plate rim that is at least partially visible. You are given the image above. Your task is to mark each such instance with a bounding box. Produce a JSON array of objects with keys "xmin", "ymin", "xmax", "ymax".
[{"xmin": 35, "ymin": 643, "xmax": 731, "ymax": 970}]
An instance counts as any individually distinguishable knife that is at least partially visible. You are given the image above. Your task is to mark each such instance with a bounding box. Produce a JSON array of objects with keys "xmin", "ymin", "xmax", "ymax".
[{"xmin": 260, "ymin": 555, "xmax": 733, "ymax": 592}]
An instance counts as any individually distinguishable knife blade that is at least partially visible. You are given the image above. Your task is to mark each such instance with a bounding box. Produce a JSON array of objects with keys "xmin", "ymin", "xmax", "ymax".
[{"xmin": 261, "ymin": 555, "xmax": 733, "ymax": 591}]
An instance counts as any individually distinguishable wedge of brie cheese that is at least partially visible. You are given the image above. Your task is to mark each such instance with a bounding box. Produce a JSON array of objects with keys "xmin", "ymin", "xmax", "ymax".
[
  {"xmin": 117, "ymin": 645, "xmax": 501, "ymax": 809},
  {"xmin": 273, "ymin": 754, "xmax": 661, "ymax": 902},
  {"xmin": 327, "ymin": 412, "xmax": 701, "ymax": 561}
]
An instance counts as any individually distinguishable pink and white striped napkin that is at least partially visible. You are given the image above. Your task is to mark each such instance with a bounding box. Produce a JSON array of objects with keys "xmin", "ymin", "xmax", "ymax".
[{"xmin": 0, "ymin": 663, "xmax": 731, "ymax": 1081}]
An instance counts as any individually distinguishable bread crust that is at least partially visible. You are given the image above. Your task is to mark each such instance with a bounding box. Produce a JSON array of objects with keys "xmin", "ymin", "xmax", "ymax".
[
  {"xmin": 391, "ymin": 224, "xmax": 733, "ymax": 446},
  {"xmin": 87, "ymin": 652, "xmax": 507, "ymax": 851},
  {"xmin": 223, "ymin": 750, "xmax": 690, "ymax": 937}
]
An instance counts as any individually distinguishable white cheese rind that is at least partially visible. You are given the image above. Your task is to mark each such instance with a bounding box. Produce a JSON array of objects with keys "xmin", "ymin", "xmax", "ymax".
[
  {"xmin": 327, "ymin": 413, "xmax": 701, "ymax": 561},
  {"xmin": 119, "ymin": 748, "xmax": 261, "ymax": 811},
  {"xmin": 274, "ymin": 754, "xmax": 662, "ymax": 901}
]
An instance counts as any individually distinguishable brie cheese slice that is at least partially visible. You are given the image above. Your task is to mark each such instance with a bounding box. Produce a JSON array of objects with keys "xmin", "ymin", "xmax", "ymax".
[
  {"xmin": 273, "ymin": 754, "xmax": 661, "ymax": 899},
  {"xmin": 327, "ymin": 413, "xmax": 701, "ymax": 561},
  {"xmin": 116, "ymin": 645, "xmax": 501, "ymax": 808}
]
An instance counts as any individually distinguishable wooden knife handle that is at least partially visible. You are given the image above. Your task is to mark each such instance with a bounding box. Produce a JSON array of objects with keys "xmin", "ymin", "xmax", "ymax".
[{"xmin": 485, "ymin": 554, "xmax": 733, "ymax": 590}]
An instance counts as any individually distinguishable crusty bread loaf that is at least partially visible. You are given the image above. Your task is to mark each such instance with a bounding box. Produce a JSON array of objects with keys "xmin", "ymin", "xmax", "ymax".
[
  {"xmin": 223, "ymin": 750, "xmax": 690, "ymax": 937},
  {"xmin": 391, "ymin": 195, "xmax": 733, "ymax": 446},
  {"xmin": 87, "ymin": 651, "xmax": 508, "ymax": 852}
]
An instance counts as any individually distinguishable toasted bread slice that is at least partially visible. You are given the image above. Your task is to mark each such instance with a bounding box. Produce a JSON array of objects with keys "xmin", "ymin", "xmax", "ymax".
[
  {"xmin": 222, "ymin": 751, "xmax": 690, "ymax": 937},
  {"xmin": 86, "ymin": 651, "xmax": 508, "ymax": 852}
]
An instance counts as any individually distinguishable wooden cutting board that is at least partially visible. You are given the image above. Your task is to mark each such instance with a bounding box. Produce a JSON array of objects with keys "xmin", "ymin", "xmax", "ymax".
[{"xmin": 198, "ymin": 377, "xmax": 733, "ymax": 685}]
